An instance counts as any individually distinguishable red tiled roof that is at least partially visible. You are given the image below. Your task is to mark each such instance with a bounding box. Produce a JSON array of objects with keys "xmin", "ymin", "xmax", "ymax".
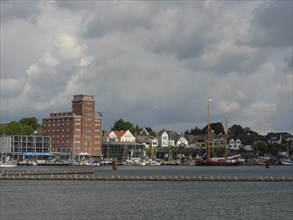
[{"xmin": 113, "ymin": 131, "xmax": 126, "ymax": 138}]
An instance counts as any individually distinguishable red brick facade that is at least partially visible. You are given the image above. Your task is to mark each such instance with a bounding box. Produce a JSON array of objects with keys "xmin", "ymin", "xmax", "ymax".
[{"xmin": 41, "ymin": 95, "xmax": 102, "ymax": 157}]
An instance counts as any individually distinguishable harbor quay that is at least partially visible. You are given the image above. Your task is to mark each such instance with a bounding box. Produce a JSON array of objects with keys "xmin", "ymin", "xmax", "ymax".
[{"xmin": 0, "ymin": 169, "xmax": 292, "ymax": 182}]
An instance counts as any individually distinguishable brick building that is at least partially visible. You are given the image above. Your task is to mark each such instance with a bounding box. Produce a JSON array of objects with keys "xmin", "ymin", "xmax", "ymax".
[{"xmin": 41, "ymin": 95, "xmax": 102, "ymax": 158}]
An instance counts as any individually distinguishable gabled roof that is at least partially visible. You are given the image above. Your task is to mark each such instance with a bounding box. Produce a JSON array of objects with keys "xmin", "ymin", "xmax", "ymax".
[
  {"xmin": 140, "ymin": 128, "xmax": 150, "ymax": 135},
  {"xmin": 113, "ymin": 131, "xmax": 127, "ymax": 138},
  {"xmin": 157, "ymin": 129, "xmax": 179, "ymax": 138},
  {"xmin": 228, "ymin": 134, "xmax": 262, "ymax": 145},
  {"xmin": 186, "ymin": 135, "xmax": 206, "ymax": 144},
  {"xmin": 136, "ymin": 135, "xmax": 153, "ymax": 144}
]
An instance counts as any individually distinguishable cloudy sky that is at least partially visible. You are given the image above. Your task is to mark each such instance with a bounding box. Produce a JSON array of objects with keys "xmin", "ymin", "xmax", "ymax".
[{"xmin": 1, "ymin": 1, "xmax": 292, "ymax": 134}]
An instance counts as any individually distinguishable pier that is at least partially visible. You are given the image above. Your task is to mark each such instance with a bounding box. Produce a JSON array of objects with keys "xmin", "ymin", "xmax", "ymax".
[{"xmin": 0, "ymin": 170, "xmax": 292, "ymax": 182}]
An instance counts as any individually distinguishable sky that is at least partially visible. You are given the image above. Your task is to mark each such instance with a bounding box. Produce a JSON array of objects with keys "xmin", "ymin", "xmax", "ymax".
[{"xmin": 0, "ymin": 1, "xmax": 292, "ymax": 135}]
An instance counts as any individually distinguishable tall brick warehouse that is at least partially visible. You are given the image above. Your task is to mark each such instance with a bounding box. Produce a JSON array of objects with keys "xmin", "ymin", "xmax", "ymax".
[{"xmin": 41, "ymin": 95, "xmax": 102, "ymax": 158}]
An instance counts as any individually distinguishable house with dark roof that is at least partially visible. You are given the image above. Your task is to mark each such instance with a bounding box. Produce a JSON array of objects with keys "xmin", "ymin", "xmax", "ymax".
[
  {"xmin": 227, "ymin": 134, "xmax": 261, "ymax": 151},
  {"xmin": 136, "ymin": 135, "xmax": 156, "ymax": 148},
  {"xmin": 157, "ymin": 129, "xmax": 180, "ymax": 147},
  {"xmin": 266, "ymin": 132, "xmax": 282, "ymax": 145}
]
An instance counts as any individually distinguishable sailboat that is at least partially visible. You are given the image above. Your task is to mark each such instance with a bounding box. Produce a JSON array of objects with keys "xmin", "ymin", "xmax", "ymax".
[{"xmin": 196, "ymin": 100, "xmax": 240, "ymax": 166}]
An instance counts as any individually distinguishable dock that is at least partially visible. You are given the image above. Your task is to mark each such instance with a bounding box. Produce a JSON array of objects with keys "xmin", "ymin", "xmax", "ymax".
[{"xmin": 0, "ymin": 170, "xmax": 292, "ymax": 182}]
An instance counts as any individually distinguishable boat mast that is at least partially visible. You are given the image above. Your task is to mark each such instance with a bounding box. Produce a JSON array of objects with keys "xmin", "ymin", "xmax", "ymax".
[
  {"xmin": 207, "ymin": 99, "xmax": 211, "ymax": 161},
  {"xmin": 225, "ymin": 114, "xmax": 228, "ymax": 161}
]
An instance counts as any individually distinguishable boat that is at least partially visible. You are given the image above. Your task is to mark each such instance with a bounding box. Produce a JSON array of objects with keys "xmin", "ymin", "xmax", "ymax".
[
  {"xmin": 145, "ymin": 159, "xmax": 161, "ymax": 166},
  {"xmin": 27, "ymin": 160, "xmax": 38, "ymax": 166},
  {"xmin": 0, "ymin": 159, "xmax": 17, "ymax": 168},
  {"xmin": 281, "ymin": 159, "xmax": 293, "ymax": 166},
  {"xmin": 196, "ymin": 99, "xmax": 240, "ymax": 166},
  {"xmin": 196, "ymin": 159, "xmax": 240, "ymax": 166},
  {"xmin": 123, "ymin": 158, "xmax": 145, "ymax": 166},
  {"xmin": 161, "ymin": 159, "xmax": 181, "ymax": 165}
]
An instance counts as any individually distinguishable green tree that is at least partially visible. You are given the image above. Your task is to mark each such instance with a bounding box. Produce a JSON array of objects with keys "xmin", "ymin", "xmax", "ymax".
[
  {"xmin": 5, "ymin": 121, "xmax": 23, "ymax": 135},
  {"xmin": 185, "ymin": 126, "xmax": 202, "ymax": 135},
  {"xmin": 213, "ymin": 122, "xmax": 225, "ymax": 135},
  {"xmin": 243, "ymin": 127, "xmax": 258, "ymax": 135},
  {"xmin": 145, "ymin": 148, "xmax": 155, "ymax": 159},
  {"xmin": 112, "ymin": 119, "xmax": 134, "ymax": 133},
  {"xmin": 0, "ymin": 126, "xmax": 5, "ymax": 135},
  {"xmin": 4, "ymin": 121, "xmax": 35, "ymax": 135},
  {"xmin": 19, "ymin": 117, "xmax": 39, "ymax": 130},
  {"xmin": 134, "ymin": 125, "xmax": 140, "ymax": 136},
  {"xmin": 228, "ymin": 124, "xmax": 245, "ymax": 135},
  {"xmin": 202, "ymin": 122, "xmax": 225, "ymax": 135},
  {"xmin": 23, "ymin": 125, "xmax": 34, "ymax": 135},
  {"xmin": 253, "ymin": 141, "xmax": 269, "ymax": 154}
]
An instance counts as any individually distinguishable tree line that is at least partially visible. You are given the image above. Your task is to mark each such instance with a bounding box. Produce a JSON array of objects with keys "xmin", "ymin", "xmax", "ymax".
[
  {"xmin": 0, "ymin": 117, "xmax": 261, "ymax": 137},
  {"xmin": 0, "ymin": 117, "xmax": 39, "ymax": 135},
  {"xmin": 112, "ymin": 119, "xmax": 259, "ymax": 136},
  {"xmin": 184, "ymin": 123, "xmax": 259, "ymax": 136}
]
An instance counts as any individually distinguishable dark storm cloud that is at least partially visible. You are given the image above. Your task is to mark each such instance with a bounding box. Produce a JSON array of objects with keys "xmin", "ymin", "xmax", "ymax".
[
  {"xmin": 148, "ymin": 5, "xmax": 219, "ymax": 60},
  {"xmin": 284, "ymin": 52, "xmax": 293, "ymax": 73},
  {"xmin": 0, "ymin": 1, "xmax": 40, "ymax": 23},
  {"xmin": 242, "ymin": 1, "xmax": 293, "ymax": 48},
  {"xmin": 84, "ymin": 2, "xmax": 155, "ymax": 38},
  {"xmin": 55, "ymin": 1, "xmax": 98, "ymax": 11}
]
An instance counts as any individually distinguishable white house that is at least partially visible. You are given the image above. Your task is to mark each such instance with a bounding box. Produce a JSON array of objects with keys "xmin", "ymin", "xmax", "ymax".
[
  {"xmin": 157, "ymin": 129, "xmax": 177, "ymax": 147},
  {"xmin": 151, "ymin": 137, "xmax": 158, "ymax": 148},
  {"xmin": 159, "ymin": 130, "xmax": 169, "ymax": 147},
  {"xmin": 108, "ymin": 130, "xmax": 135, "ymax": 142},
  {"xmin": 267, "ymin": 133, "xmax": 282, "ymax": 144},
  {"xmin": 120, "ymin": 130, "xmax": 135, "ymax": 142},
  {"xmin": 176, "ymin": 136, "xmax": 189, "ymax": 147},
  {"xmin": 228, "ymin": 136, "xmax": 254, "ymax": 151},
  {"xmin": 229, "ymin": 138, "xmax": 242, "ymax": 150}
]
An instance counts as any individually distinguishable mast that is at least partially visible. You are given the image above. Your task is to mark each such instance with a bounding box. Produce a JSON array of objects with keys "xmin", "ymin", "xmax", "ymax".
[
  {"xmin": 225, "ymin": 114, "xmax": 228, "ymax": 160},
  {"xmin": 207, "ymin": 99, "xmax": 211, "ymax": 161}
]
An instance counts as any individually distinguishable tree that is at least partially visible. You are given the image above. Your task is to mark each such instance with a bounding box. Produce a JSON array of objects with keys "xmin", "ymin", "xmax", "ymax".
[
  {"xmin": 0, "ymin": 126, "xmax": 5, "ymax": 135},
  {"xmin": 5, "ymin": 121, "xmax": 23, "ymax": 135},
  {"xmin": 212, "ymin": 122, "xmax": 225, "ymax": 135},
  {"xmin": 228, "ymin": 124, "xmax": 258, "ymax": 135},
  {"xmin": 19, "ymin": 117, "xmax": 39, "ymax": 130},
  {"xmin": 145, "ymin": 148, "xmax": 155, "ymax": 159},
  {"xmin": 202, "ymin": 122, "xmax": 225, "ymax": 135},
  {"xmin": 112, "ymin": 119, "xmax": 134, "ymax": 133},
  {"xmin": 23, "ymin": 125, "xmax": 34, "ymax": 135},
  {"xmin": 228, "ymin": 124, "xmax": 245, "ymax": 135},
  {"xmin": 1, "ymin": 120, "xmax": 35, "ymax": 135},
  {"xmin": 253, "ymin": 141, "xmax": 269, "ymax": 154},
  {"xmin": 134, "ymin": 125, "xmax": 140, "ymax": 136},
  {"xmin": 243, "ymin": 127, "xmax": 258, "ymax": 135},
  {"xmin": 185, "ymin": 126, "xmax": 202, "ymax": 135}
]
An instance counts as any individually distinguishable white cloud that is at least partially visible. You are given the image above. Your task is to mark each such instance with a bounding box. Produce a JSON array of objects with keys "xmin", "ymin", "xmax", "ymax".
[
  {"xmin": 39, "ymin": 51, "xmax": 59, "ymax": 66},
  {"xmin": 1, "ymin": 1, "xmax": 292, "ymax": 135},
  {"xmin": 0, "ymin": 79, "xmax": 25, "ymax": 98},
  {"xmin": 76, "ymin": 55, "xmax": 95, "ymax": 67}
]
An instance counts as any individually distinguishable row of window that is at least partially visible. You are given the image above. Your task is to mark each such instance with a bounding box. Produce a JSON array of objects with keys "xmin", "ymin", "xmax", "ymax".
[
  {"xmin": 13, "ymin": 136, "xmax": 50, "ymax": 142},
  {"xmin": 12, "ymin": 149, "xmax": 49, "ymax": 153},
  {"xmin": 44, "ymin": 129, "xmax": 71, "ymax": 133},
  {"xmin": 13, "ymin": 145, "xmax": 50, "ymax": 148}
]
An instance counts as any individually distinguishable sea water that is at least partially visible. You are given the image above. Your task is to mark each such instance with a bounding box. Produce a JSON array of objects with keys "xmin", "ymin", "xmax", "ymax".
[{"xmin": 0, "ymin": 166, "xmax": 292, "ymax": 220}]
